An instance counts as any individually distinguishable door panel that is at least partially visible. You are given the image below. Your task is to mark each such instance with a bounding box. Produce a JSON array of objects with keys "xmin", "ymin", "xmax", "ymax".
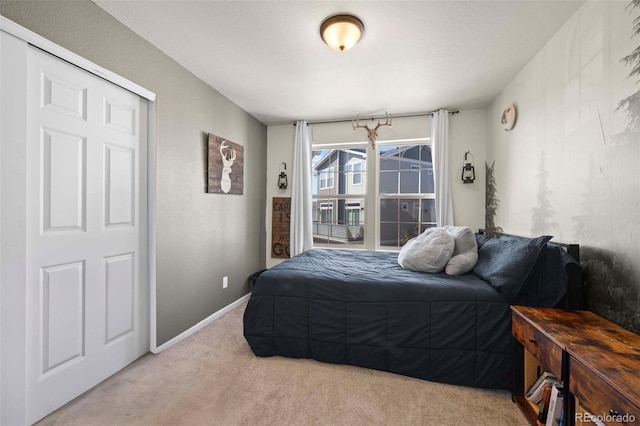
[
  {"xmin": 26, "ymin": 46, "xmax": 148, "ymax": 425},
  {"xmin": 41, "ymin": 71, "xmax": 87, "ymax": 120},
  {"xmin": 104, "ymin": 97, "xmax": 135, "ymax": 135},
  {"xmin": 104, "ymin": 253, "xmax": 134, "ymax": 343},
  {"xmin": 41, "ymin": 261, "xmax": 85, "ymax": 373},
  {"xmin": 105, "ymin": 143, "xmax": 135, "ymax": 227},
  {"xmin": 41, "ymin": 129, "xmax": 86, "ymax": 232}
]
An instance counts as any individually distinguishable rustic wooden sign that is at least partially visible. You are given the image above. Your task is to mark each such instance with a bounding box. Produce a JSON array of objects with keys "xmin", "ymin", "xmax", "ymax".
[
  {"xmin": 208, "ymin": 133, "xmax": 244, "ymax": 195},
  {"xmin": 271, "ymin": 197, "xmax": 290, "ymax": 258}
]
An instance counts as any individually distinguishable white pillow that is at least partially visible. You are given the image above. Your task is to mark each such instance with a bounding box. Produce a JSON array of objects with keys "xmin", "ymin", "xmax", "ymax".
[
  {"xmin": 443, "ymin": 225, "xmax": 478, "ymax": 275},
  {"xmin": 398, "ymin": 227, "xmax": 455, "ymax": 273}
]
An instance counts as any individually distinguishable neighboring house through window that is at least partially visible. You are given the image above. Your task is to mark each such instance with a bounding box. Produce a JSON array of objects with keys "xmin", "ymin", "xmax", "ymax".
[{"xmin": 312, "ymin": 147, "xmax": 366, "ymax": 246}]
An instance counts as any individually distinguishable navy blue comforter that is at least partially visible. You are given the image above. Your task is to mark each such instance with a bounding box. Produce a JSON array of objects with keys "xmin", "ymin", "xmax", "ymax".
[{"xmin": 243, "ymin": 249, "xmax": 512, "ymax": 389}]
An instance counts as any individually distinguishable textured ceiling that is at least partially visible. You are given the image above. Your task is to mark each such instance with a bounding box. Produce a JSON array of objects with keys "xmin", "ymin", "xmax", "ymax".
[{"xmin": 94, "ymin": 1, "xmax": 584, "ymax": 125}]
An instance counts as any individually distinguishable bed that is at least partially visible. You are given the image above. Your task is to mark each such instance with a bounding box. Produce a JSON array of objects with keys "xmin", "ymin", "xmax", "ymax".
[{"xmin": 243, "ymin": 232, "xmax": 581, "ymax": 390}]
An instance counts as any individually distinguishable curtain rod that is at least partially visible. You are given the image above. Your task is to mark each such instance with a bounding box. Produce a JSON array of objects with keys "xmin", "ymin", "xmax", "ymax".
[{"xmin": 294, "ymin": 110, "xmax": 459, "ymax": 126}]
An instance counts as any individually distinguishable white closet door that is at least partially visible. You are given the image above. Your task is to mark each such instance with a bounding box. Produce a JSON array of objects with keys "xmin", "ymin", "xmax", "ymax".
[{"xmin": 25, "ymin": 47, "xmax": 149, "ymax": 425}]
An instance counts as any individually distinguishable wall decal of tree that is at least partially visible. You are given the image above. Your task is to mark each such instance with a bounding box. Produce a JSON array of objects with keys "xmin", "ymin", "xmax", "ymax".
[
  {"xmin": 485, "ymin": 161, "xmax": 503, "ymax": 238},
  {"xmin": 617, "ymin": 0, "xmax": 640, "ymax": 132},
  {"xmin": 572, "ymin": 0, "xmax": 640, "ymax": 334},
  {"xmin": 531, "ymin": 152, "xmax": 557, "ymax": 235}
]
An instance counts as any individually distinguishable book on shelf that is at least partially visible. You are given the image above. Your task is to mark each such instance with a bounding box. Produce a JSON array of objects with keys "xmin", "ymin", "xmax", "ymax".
[
  {"xmin": 545, "ymin": 384, "xmax": 564, "ymax": 426},
  {"xmin": 526, "ymin": 371, "xmax": 558, "ymax": 403},
  {"xmin": 537, "ymin": 384, "xmax": 554, "ymax": 423}
]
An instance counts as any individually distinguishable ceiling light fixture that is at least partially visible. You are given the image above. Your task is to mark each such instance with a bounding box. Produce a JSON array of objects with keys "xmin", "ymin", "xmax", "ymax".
[{"xmin": 320, "ymin": 14, "xmax": 364, "ymax": 52}]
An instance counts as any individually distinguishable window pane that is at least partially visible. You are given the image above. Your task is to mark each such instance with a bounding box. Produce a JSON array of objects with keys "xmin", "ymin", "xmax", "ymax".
[
  {"xmin": 399, "ymin": 171, "xmax": 419, "ymax": 194},
  {"xmin": 420, "ymin": 145, "xmax": 433, "ymax": 168},
  {"xmin": 312, "ymin": 197, "xmax": 365, "ymax": 246},
  {"xmin": 379, "ymin": 146, "xmax": 398, "ymax": 170},
  {"xmin": 313, "ymin": 148, "xmax": 366, "ymax": 197},
  {"xmin": 399, "ymin": 198, "xmax": 420, "ymax": 222},
  {"xmin": 399, "ymin": 223, "xmax": 420, "ymax": 246},
  {"xmin": 352, "ymin": 162, "xmax": 362, "ymax": 185},
  {"xmin": 379, "ymin": 171, "xmax": 398, "ymax": 194},
  {"xmin": 380, "ymin": 199, "xmax": 398, "ymax": 222},
  {"xmin": 343, "ymin": 160, "xmax": 365, "ymax": 195},
  {"xmin": 315, "ymin": 168, "xmax": 336, "ymax": 191},
  {"xmin": 421, "ymin": 199, "xmax": 436, "ymax": 224},
  {"xmin": 420, "ymin": 169, "xmax": 434, "ymax": 194},
  {"xmin": 400, "ymin": 146, "xmax": 421, "ymax": 170},
  {"xmin": 420, "ymin": 223, "xmax": 437, "ymax": 233},
  {"xmin": 379, "ymin": 223, "xmax": 398, "ymax": 247}
]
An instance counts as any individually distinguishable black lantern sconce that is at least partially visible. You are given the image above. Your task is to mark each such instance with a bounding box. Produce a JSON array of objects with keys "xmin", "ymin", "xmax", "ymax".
[
  {"xmin": 278, "ymin": 162, "xmax": 288, "ymax": 189},
  {"xmin": 461, "ymin": 151, "xmax": 475, "ymax": 184}
]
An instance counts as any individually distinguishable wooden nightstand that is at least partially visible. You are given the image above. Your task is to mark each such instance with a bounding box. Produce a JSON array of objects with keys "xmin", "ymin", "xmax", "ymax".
[
  {"xmin": 512, "ymin": 306, "xmax": 640, "ymax": 426},
  {"xmin": 512, "ymin": 306, "xmax": 571, "ymax": 425}
]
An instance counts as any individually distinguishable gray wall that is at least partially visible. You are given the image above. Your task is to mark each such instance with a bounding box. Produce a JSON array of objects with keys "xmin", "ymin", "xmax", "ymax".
[
  {"xmin": 486, "ymin": 1, "xmax": 640, "ymax": 333},
  {"xmin": 0, "ymin": 0, "xmax": 267, "ymax": 345}
]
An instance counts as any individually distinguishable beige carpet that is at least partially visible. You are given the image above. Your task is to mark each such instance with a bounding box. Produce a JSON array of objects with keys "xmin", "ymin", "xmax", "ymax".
[{"xmin": 37, "ymin": 301, "xmax": 528, "ymax": 426}]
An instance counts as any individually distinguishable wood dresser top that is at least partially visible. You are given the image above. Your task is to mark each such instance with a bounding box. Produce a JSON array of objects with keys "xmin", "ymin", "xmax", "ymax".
[{"xmin": 511, "ymin": 306, "xmax": 640, "ymax": 408}]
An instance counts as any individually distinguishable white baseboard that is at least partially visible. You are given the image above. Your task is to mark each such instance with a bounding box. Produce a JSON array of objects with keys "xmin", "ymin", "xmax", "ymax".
[{"xmin": 151, "ymin": 293, "xmax": 251, "ymax": 354}]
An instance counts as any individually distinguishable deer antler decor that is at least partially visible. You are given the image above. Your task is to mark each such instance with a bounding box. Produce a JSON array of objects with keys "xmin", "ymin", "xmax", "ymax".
[{"xmin": 352, "ymin": 112, "xmax": 392, "ymax": 150}]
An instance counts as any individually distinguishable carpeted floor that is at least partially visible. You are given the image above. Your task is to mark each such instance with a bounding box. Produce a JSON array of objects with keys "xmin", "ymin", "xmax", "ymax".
[{"xmin": 37, "ymin": 301, "xmax": 528, "ymax": 426}]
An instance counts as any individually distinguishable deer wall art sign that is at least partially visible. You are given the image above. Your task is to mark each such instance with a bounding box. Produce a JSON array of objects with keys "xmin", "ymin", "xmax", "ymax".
[
  {"xmin": 208, "ymin": 133, "xmax": 244, "ymax": 195},
  {"xmin": 352, "ymin": 112, "xmax": 392, "ymax": 150}
]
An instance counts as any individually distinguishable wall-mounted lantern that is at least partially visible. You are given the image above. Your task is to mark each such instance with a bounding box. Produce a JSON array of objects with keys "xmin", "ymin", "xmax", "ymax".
[
  {"xmin": 461, "ymin": 151, "xmax": 475, "ymax": 184},
  {"xmin": 278, "ymin": 162, "xmax": 288, "ymax": 189}
]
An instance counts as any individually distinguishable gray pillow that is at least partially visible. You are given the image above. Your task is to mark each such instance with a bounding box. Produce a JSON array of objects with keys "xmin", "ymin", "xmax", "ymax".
[
  {"xmin": 443, "ymin": 226, "xmax": 478, "ymax": 276},
  {"xmin": 398, "ymin": 227, "xmax": 455, "ymax": 273}
]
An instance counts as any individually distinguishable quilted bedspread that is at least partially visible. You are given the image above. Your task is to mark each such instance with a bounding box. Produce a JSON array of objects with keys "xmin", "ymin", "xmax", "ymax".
[{"xmin": 243, "ymin": 249, "xmax": 512, "ymax": 389}]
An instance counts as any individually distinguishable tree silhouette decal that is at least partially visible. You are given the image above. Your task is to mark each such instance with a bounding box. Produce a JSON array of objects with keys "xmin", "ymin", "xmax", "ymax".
[
  {"xmin": 531, "ymin": 152, "xmax": 557, "ymax": 235},
  {"xmin": 617, "ymin": 0, "xmax": 640, "ymax": 132},
  {"xmin": 485, "ymin": 161, "xmax": 503, "ymax": 238}
]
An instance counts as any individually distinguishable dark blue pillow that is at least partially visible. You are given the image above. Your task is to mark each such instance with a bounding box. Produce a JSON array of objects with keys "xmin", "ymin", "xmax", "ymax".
[
  {"xmin": 475, "ymin": 232, "xmax": 489, "ymax": 249},
  {"xmin": 515, "ymin": 244, "xmax": 578, "ymax": 307},
  {"xmin": 473, "ymin": 235, "xmax": 552, "ymax": 302}
]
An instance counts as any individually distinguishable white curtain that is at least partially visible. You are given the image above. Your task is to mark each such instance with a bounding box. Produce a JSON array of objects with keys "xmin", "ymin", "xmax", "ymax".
[
  {"xmin": 431, "ymin": 110, "xmax": 454, "ymax": 227},
  {"xmin": 290, "ymin": 120, "xmax": 313, "ymax": 256}
]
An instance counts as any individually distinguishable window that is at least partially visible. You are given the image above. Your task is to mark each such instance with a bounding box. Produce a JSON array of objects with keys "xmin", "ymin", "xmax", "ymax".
[
  {"xmin": 351, "ymin": 161, "xmax": 362, "ymax": 185},
  {"xmin": 312, "ymin": 147, "xmax": 367, "ymax": 246},
  {"xmin": 319, "ymin": 166, "xmax": 335, "ymax": 189},
  {"xmin": 378, "ymin": 143, "xmax": 435, "ymax": 248},
  {"xmin": 311, "ymin": 139, "xmax": 433, "ymax": 250}
]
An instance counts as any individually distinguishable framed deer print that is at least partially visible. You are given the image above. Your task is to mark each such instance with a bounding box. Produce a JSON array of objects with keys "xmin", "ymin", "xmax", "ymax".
[{"xmin": 208, "ymin": 133, "xmax": 244, "ymax": 195}]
